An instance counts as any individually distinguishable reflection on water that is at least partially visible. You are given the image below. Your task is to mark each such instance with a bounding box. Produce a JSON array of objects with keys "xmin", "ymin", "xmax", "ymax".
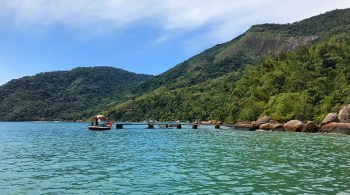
[{"xmin": 0, "ymin": 122, "xmax": 349, "ymax": 194}]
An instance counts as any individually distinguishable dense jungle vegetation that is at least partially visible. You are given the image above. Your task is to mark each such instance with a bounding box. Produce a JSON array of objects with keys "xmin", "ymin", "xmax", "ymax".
[
  {"xmin": 105, "ymin": 36, "xmax": 350, "ymax": 123},
  {"xmin": 0, "ymin": 67, "xmax": 152, "ymax": 121},
  {"xmin": 229, "ymin": 36, "xmax": 350, "ymax": 123}
]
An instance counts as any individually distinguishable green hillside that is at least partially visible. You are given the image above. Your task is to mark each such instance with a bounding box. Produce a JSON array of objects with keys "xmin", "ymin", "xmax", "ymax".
[
  {"xmin": 106, "ymin": 8, "xmax": 350, "ymax": 122},
  {"xmin": 1, "ymin": 9, "xmax": 349, "ymax": 122},
  {"xmin": 0, "ymin": 67, "xmax": 152, "ymax": 121},
  {"xmin": 134, "ymin": 9, "xmax": 350, "ymax": 94},
  {"xmin": 106, "ymin": 72, "xmax": 240, "ymax": 122},
  {"xmin": 229, "ymin": 36, "xmax": 350, "ymax": 123}
]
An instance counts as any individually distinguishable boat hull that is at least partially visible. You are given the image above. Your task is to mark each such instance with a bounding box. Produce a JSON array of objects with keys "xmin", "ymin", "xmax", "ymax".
[{"xmin": 88, "ymin": 126, "xmax": 111, "ymax": 130}]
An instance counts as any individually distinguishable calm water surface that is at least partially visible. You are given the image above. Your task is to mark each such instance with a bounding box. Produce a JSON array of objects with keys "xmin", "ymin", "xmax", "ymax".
[{"xmin": 0, "ymin": 122, "xmax": 349, "ymax": 194}]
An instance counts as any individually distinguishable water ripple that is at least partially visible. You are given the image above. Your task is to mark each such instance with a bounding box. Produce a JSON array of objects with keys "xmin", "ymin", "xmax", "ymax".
[{"xmin": 0, "ymin": 123, "xmax": 349, "ymax": 194}]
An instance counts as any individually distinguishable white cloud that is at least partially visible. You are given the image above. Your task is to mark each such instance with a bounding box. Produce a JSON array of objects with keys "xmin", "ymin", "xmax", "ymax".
[
  {"xmin": 158, "ymin": 0, "xmax": 270, "ymax": 31},
  {"xmin": 0, "ymin": 0, "xmax": 156, "ymax": 31},
  {"xmin": 0, "ymin": 0, "xmax": 349, "ymax": 47},
  {"xmin": 155, "ymin": 35, "xmax": 169, "ymax": 44}
]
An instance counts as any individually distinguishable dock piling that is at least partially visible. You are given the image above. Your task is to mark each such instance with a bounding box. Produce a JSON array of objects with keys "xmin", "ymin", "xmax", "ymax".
[
  {"xmin": 148, "ymin": 123, "xmax": 154, "ymax": 129},
  {"xmin": 116, "ymin": 124, "xmax": 123, "ymax": 129},
  {"xmin": 114, "ymin": 122, "xmax": 223, "ymax": 130}
]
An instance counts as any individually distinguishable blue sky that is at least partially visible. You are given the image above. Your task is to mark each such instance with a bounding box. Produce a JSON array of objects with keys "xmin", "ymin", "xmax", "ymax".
[{"xmin": 0, "ymin": 0, "xmax": 349, "ymax": 85}]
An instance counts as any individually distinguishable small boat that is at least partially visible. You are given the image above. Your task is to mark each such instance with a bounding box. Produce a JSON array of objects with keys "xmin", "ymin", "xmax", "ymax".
[{"xmin": 88, "ymin": 115, "xmax": 113, "ymax": 130}]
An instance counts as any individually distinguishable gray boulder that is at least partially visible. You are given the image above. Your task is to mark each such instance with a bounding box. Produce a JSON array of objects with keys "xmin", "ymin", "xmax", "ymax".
[
  {"xmin": 234, "ymin": 122, "xmax": 259, "ymax": 131},
  {"xmin": 321, "ymin": 113, "xmax": 339, "ymax": 125},
  {"xmin": 320, "ymin": 122, "xmax": 350, "ymax": 134},
  {"xmin": 284, "ymin": 120, "xmax": 304, "ymax": 132},
  {"xmin": 259, "ymin": 123, "xmax": 272, "ymax": 130},
  {"xmin": 302, "ymin": 121, "xmax": 318, "ymax": 133},
  {"xmin": 338, "ymin": 105, "xmax": 350, "ymax": 122},
  {"xmin": 259, "ymin": 123, "xmax": 285, "ymax": 131},
  {"xmin": 256, "ymin": 116, "xmax": 271, "ymax": 125}
]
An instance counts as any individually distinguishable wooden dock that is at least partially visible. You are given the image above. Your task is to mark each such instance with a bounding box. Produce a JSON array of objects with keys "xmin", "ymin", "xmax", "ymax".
[{"xmin": 115, "ymin": 122, "xmax": 221, "ymax": 129}]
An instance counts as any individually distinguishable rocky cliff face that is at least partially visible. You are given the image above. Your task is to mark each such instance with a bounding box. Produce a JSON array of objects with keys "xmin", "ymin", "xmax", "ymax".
[{"xmin": 216, "ymin": 32, "xmax": 319, "ymax": 64}]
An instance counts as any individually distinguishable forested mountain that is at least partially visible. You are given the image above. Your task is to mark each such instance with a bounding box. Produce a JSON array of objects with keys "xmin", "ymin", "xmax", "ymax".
[
  {"xmin": 229, "ymin": 36, "xmax": 350, "ymax": 123},
  {"xmin": 133, "ymin": 8, "xmax": 350, "ymax": 94},
  {"xmin": 1, "ymin": 8, "xmax": 349, "ymax": 122},
  {"xmin": 0, "ymin": 67, "xmax": 152, "ymax": 121},
  {"xmin": 105, "ymin": 8, "xmax": 350, "ymax": 122}
]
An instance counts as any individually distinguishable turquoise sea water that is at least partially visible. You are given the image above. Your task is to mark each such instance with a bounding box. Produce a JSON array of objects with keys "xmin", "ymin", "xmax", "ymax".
[{"xmin": 0, "ymin": 122, "xmax": 349, "ymax": 194}]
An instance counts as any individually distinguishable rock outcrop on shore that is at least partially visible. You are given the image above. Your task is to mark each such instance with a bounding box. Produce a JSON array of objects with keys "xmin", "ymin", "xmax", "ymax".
[
  {"xmin": 338, "ymin": 104, "xmax": 350, "ymax": 123},
  {"xmin": 321, "ymin": 113, "xmax": 339, "ymax": 125},
  {"xmin": 259, "ymin": 123, "xmax": 284, "ymax": 131},
  {"xmin": 284, "ymin": 120, "xmax": 304, "ymax": 132},
  {"xmin": 320, "ymin": 122, "xmax": 350, "ymax": 134},
  {"xmin": 231, "ymin": 104, "xmax": 350, "ymax": 135},
  {"xmin": 233, "ymin": 122, "xmax": 259, "ymax": 131},
  {"xmin": 256, "ymin": 116, "xmax": 271, "ymax": 125},
  {"xmin": 302, "ymin": 121, "xmax": 319, "ymax": 133},
  {"xmin": 318, "ymin": 108, "xmax": 350, "ymax": 134}
]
